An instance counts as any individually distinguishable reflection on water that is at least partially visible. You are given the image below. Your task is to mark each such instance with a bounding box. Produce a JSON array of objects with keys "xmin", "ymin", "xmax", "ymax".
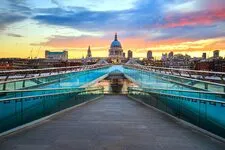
[{"xmin": 91, "ymin": 78, "xmax": 138, "ymax": 94}]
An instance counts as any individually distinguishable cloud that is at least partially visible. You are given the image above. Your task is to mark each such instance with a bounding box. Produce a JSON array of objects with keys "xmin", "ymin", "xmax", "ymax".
[
  {"xmin": 0, "ymin": 0, "xmax": 30, "ymax": 30},
  {"xmin": 51, "ymin": 0, "xmax": 60, "ymax": 6},
  {"xmin": 30, "ymin": 0, "xmax": 225, "ymax": 48},
  {"xmin": 155, "ymin": 24, "xmax": 222, "ymax": 39},
  {"xmin": 31, "ymin": 5, "xmax": 165, "ymax": 45},
  {"xmin": 31, "ymin": 34, "xmax": 150, "ymax": 50},
  {"xmin": 161, "ymin": 8, "xmax": 225, "ymax": 28},
  {"xmin": 2, "ymin": 0, "xmax": 225, "ymax": 57},
  {"xmin": 32, "ymin": 34, "xmax": 225, "ymax": 57},
  {"xmin": 31, "ymin": 35, "xmax": 110, "ymax": 48},
  {"xmin": 59, "ymin": 0, "xmax": 138, "ymax": 11},
  {"xmin": 7, "ymin": 0, "xmax": 32, "ymax": 15},
  {"xmin": 33, "ymin": 8, "xmax": 125, "ymax": 31},
  {"xmin": 31, "ymin": 0, "xmax": 225, "ymax": 33},
  {"xmin": 137, "ymin": 37, "xmax": 225, "ymax": 54},
  {"xmin": 32, "ymin": 0, "xmax": 166, "ymax": 32},
  {"xmin": 7, "ymin": 33, "xmax": 23, "ymax": 37},
  {"xmin": 198, "ymin": 0, "xmax": 225, "ymax": 10},
  {"xmin": 0, "ymin": 13, "xmax": 27, "ymax": 30},
  {"xmin": 165, "ymin": 0, "xmax": 200, "ymax": 13}
]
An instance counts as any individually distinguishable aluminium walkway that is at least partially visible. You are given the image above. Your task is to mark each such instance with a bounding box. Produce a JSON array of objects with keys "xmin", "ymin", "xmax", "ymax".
[{"xmin": 0, "ymin": 95, "xmax": 225, "ymax": 150}]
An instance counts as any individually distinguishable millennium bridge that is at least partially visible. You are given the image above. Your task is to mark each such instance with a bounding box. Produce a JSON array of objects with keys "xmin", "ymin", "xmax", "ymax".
[{"xmin": 0, "ymin": 64, "xmax": 225, "ymax": 150}]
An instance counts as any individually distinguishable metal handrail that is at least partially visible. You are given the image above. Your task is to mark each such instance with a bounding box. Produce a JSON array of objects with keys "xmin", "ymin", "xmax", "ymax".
[
  {"xmin": 0, "ymin": 72, "xmax": 66, "ymax": 84},
  {"xmin": 128, "ymin": 64, "xmax": 225, "ymax": 75},
  {"xmin": 128, "ymin": 87, "xmax": 225, "ymax": 95},
  {"xmin": 0, "ymin": 87, "xmax": 104, "ymax": 102},
  {"xmin": 124, "ymin": 65, "xmax": 225, "ymax": 89},
  {"xmin": 0, "ymin": 87, "xmax": 84, "ymax": 93},
  {"xmin": 0, "ymin": 64, "xmax": 106, "ymax": 74},
  {"xmin": 128, "ymin": 87, "xmax": 225, "ymax": 104},
  {"xmin": 0, "ymin": 65, "xmax": 110, "ymax": 84}
]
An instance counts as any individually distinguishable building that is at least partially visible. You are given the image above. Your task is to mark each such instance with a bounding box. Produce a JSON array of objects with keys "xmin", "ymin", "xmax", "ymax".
[
  {"xmin": 163, "ymin": 54, "xmax": 192, "ymax": 69},
  {"xmin": 108, "ymin": 33, "xmax": 124, "ymax": 63},
  {"xmin": 161, "ymin": 53, "xmax": 167, "ymax": 61},
  {"xmin": 84, "ymin": 46, "xmax": 94, "ymax": 64},
  {"xmin": 12, "ymin": 58, "xmax": 69, "ymax": 69},
  {"xmin": 202, "ymin": 53, "xmax": 207, "ymax": 59},
  {"xmin": 45, "ymin": 50, "xmax": 68, "ymax": 61},
  {"xmin": 213, "ymin": 50, "xmax": 220, "ymax": 58},
  {"xmin": 0, "ymin": 58, "xmax": 13, "ymax": 70},
  {"xmin": 195, "ymin": 58, "xmax": 225, "ymax": 72},
  {"xmin": 128, "ymin": 50, "xmax": 133, "ymax": 59},
  {"xmin": 195, "ymin": 60, "xmax": 213, "ymax": 71},
  {"xmin": 123, "ymin": 52, "xmax": 126, "ymax": 58},
  {"xmin": 168, "ymin": 51, "xmax": 174, "ymax": 59},
  {"xmin": 147, "ymin": 50, "xmax": 153, "ymax": 59},
  {"xmin": 213, "ymin": 59, "xmax": 225, "ymax": 72},
  {"xmin": 86, "ymin": 46, "xmax": 92, "ymax": 58}
]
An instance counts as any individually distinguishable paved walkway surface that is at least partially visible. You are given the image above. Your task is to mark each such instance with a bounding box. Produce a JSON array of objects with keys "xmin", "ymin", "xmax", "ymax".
[{"xmin": 0, "ymin": 95, "xmax": 225, "ymax": 150}]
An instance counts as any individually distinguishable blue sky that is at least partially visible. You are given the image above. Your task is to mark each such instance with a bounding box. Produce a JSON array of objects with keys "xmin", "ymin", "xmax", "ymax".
[{"xmin": 0, "ymin": 0, "xmax": 225, "ymax": 58}]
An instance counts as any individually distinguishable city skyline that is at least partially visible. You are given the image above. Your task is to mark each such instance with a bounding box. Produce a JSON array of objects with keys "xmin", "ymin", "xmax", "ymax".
[{"xmin": 1, "ymin": 0, "xmax": 225, "ymax": 58}]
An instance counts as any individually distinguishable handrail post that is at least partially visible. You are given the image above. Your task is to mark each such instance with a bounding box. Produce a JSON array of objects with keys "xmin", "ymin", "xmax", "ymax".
[
  {"xmin": 204, "ymin": 83, "xmax": 208, "ymax": 90},
  {"xmin": 3, "ymin": 75, "xmax": 10, "ymax": 90},
  {"xmin": 22, "ymin": 74, "xmax": 28, "ymax": 88}
]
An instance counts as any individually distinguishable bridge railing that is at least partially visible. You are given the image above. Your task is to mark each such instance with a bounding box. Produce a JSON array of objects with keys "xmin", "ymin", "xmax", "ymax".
[
  {"xmin": 0, "ymin": 87, "xmax": 104, "ymax": 134},
  {"xmin": 130, "ymin": 87, "xmax": 225, "ymax": 101},
  {"xmin": 125, "ymin": 64, "xmax": 225, "ymax": 81},
  {"xmin": 0, "ymin": 87, "xmax": 85, "ymax": 100},
  {"xmin": 128, "ymin": 87, "xmax": 225, "ymax": 138},
  {"xmin": 0, "ymin": 64, "xmax": 107, "ymax": 78},
  {"xmin": 124, "ymin": 64, "xmax": 225, "ymax": 93},
  {"xmin": 0, "ymin": 64, "xmax": 110, "ymax": 91}
]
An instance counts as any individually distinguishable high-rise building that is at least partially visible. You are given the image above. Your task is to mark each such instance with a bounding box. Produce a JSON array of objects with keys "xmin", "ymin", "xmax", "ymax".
[
  {"xmin": 86, "ymin": 46, "xmax": 92, "ymax": 58},
  {"xmin": 128, "ymin": 50, "xmax": 133, "ymax": 59},
  {"xmin": 168, "ymin": 51, "xmax": 174, "ymax": 59},
  {"xmin": 161, "ymin": 53, "xmax": 167, "ymax": 61},
  {"xmin": 123, "ymin": 52, "xmax": 126, "ymax": 58},
  {"xmin": 202, "ymin": 53, "xmax": 206, "ymax": 59},
  {"xmin": 45, "ymin": 50, "xmax": 68, "ymax": 61},
  {"xmin": 213, "ymin": 50, "xmax": 220, "ymax": 58},
  {"xmin": 147, "ymin": 50, "xmax": 153, "ymax": 59}
]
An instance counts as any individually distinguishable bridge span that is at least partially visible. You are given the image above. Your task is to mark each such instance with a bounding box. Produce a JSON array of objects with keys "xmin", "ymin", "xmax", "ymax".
[
  {"xmin": 0, "ymin": 95, "xmax": 225, "ymax": 150},
  {"xmin": 0, "ymin": 65, "xmax": 225, "ymax": 149}
]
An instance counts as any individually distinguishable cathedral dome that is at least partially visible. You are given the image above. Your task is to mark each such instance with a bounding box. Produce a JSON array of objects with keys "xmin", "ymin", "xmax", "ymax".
[{"xmin": 110, "ymin": 33, "xmax": 122, "ymax": 48}]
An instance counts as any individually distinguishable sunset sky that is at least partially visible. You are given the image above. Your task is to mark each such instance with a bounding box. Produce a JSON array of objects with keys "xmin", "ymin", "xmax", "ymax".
[{"xmin": 0, "ymin": 0, "xmax": 225, "ymax": 59}]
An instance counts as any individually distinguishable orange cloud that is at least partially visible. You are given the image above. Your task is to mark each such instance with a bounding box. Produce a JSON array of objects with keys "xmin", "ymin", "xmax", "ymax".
[
  {"xmin": 150, "ymin": 38, "xmax": 194, "ymax": 46},
  {"xmin": 35, "ymin": 35, "xmax": 224, "ymax": 57},
  {"xmin": 35, "ymin": 36, "xmax": 150, "ymax": 50},
  {"xmin": 39, "ymin": 36, "xmax": 110, "ymax": 48},
  {"xmin": 162, "ymin": 8, "xmax": 225, "ymax": 28}
]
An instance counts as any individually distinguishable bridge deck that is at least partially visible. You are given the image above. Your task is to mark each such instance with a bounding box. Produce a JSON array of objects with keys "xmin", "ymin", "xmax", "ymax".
[{"xmin": 0, "ymin": 95, "xmax": 225, "ymax": 150}]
